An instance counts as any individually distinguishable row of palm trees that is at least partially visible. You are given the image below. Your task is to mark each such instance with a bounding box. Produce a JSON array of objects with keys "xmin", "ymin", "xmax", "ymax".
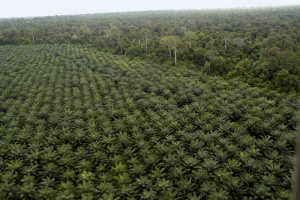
[{"xmin": 0, "ymin": 44, "xmax": 299, "ymax": 199}]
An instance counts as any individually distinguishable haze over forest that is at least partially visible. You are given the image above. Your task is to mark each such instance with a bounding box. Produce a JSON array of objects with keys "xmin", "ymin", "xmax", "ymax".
[{"xmin": 1, "ymin": 0, "xmax": 300, "ymax": 18}]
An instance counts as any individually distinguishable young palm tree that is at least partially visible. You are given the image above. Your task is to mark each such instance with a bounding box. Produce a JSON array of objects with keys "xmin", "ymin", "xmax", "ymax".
[
  {"xmin": 19, "ymin": 181, "xmax": 37, "ymax": 200},
  {"xmin": 207, "ymin": 188, "xmax": 230, "ymax": 200},
  {"xmin": 223, "ymin": 176, "xmax": 247, "ymax": 199},
  {"xmin": 96, "ymin": 182, "xmax": 115, "ymax": 194},
  {"xmin": 77, "ymin": 180, "xmax": 95, "ymax": 194},
  {"xmin": 202, "ymin": 158, "xmax": 219, "ymax": 173},
  {"xmin": 141, "ymin": 189, "xmax": 156, "ymax": 200},
  {"xmin": 252, "ymin": 183, "xmax": 271, "ymax": 199},
  {"xmin": 55, "ymin": 190, "xmax": 75, "ymax": 200},
  {"xmin": 100, "ymin": 192, "xmax": 120, "ymax": 200},
  {"xmin": 200, "ymin": 181, "xmax": 217, "ymax": 196},
  {"xmin": 225, "ymin": 159, "xmax": 242, "ymax": 174}
]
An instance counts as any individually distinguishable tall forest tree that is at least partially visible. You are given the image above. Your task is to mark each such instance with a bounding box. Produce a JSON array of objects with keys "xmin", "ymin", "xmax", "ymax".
[{"xmin": 161, "ymin": 36, "xmax": 182, "ymax": 65}]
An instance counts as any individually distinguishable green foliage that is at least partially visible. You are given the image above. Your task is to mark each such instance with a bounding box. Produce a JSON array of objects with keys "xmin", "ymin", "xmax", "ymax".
[
  {"xmin": 274, "ymin": 69, "xmax": 299, "ymax": 93},
  {"xmin": 0, "ymin": 6, "xmax": 300, "ymax": 92},
  {"xmin": 0, "ymin": 44, "xmax": 299, "ymax": 199}
]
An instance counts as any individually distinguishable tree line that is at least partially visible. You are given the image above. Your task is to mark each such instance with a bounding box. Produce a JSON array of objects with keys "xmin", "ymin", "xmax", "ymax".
[{"xmin": 0, "ymin": 6, "xmax": 299, "ymax": 92}]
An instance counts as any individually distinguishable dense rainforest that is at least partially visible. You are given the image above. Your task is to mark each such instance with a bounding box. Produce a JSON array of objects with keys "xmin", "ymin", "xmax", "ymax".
[{"xmin": 0, "ymin": 6, "xmax": 299, "ymax": 92}]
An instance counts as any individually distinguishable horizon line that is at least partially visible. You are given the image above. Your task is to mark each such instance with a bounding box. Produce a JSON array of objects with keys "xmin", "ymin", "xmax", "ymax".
[{"xmin": 0, "ymin": 4, "xmax": 299, "ymax": 20}]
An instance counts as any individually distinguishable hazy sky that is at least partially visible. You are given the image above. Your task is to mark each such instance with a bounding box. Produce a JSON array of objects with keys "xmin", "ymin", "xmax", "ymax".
[{"xmin": 1, "ymin": 0, "xmax": 299, "ymax": 18}]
